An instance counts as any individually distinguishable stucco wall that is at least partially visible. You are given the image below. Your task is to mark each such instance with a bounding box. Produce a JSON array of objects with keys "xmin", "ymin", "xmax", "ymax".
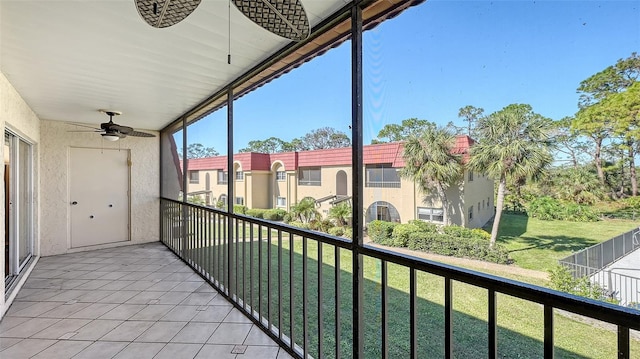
[
  {"xmin": 0, "ymin": 72, "xmax": 41, "ymax": 317},
  {"xmin": 40, "ymin": 120, "xmax": 159, "ymax": 256}
]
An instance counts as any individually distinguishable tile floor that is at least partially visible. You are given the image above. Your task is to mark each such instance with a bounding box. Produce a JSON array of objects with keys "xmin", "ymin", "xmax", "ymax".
[{"xmin": 0, "ymin": 242, "xmax": 292, "ymax": 359}]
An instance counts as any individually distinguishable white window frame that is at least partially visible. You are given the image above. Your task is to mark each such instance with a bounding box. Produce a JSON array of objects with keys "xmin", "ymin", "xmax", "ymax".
[
  {"xmin": 417, "ymin": 207, "xmax": 444, "ymax": 223},
  {"xmin": 189, "ymin": 171, "xmax": 199, "ymax": 184},
  {"xmin": 235, "ymin": 171, "xmax": 244, "ymax": 181},
  {"xmin": 276, "ymin": 171, "xmax": 286, "ymax": 181},
  {"xmin": 276, "ymin": 196, "xmax": 286, "ymax": 207}
]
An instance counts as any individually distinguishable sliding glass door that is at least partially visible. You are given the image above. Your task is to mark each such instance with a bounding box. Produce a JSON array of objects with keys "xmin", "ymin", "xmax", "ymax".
[{"xmin": 5, "ymin": 130, "xmax": 33, "ymax": 287}]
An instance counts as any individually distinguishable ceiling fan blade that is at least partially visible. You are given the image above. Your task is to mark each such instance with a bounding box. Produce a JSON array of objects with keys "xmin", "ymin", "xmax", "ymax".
[
  {"xmin": 67, "ymin": 130, "xmax": 103, "ymax": 133},
  {"xmin": 66, "ymin": 122, "xmax": 101, "ymax": 130},
  {"xmin": 127, "ymin": 130, "xmax": 156, "ymax": 138},
  {"xmin": 111, "ymin": 124, "xmax": 134, "ymax": 134}
]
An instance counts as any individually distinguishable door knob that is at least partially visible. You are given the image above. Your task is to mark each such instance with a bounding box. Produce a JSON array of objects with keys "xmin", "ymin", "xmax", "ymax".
[{"xmin": 71, "ymin": 201, "xmax": 78, "ymax": 205}]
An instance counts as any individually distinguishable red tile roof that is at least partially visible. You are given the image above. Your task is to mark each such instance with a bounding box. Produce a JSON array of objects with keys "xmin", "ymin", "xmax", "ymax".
[{"xmin": 184, "ymin": 136, "xmax": 474, "ymax": 171}]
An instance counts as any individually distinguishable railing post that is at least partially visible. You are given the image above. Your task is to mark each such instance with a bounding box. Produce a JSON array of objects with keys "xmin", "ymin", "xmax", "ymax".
[
  {"xmin": 351, "ymin": 3, "xmax": 364, "ymax": 358},
  {"xmin": 227, "ymin": 87, "xmax": 235, "ymax": 297},
  {"xmin": 181, "ymin": 117, "xmax": 188, "ymax": 258}
]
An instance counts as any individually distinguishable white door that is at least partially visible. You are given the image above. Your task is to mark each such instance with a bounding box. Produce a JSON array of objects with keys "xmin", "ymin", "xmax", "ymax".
[{"xmin": 70, "ymin": 148, "xmax": 130, "ymax": 248}]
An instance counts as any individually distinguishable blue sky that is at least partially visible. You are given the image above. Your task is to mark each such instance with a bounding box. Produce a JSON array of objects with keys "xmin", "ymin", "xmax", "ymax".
[{"xmin": 182, "ymin": 0, "xmax": 640, "ymax": 154}]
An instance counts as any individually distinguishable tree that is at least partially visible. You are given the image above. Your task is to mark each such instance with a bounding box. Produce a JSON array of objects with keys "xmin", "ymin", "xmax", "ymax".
[
  {"xmin": 467, "ymin": 104, "xmax": 553, "ymax": 246},
  {"xmin": 400, "ymin": 124, "xmax": 463, "ymax": 225},
  {"xmin": 290, "ymin": 197, "xmax": 319, "ymax": 223},
  {"xmin": 372, "ymin": 118, "xmax": 435, "ymax": 143},
  {"xmin": 550, "ymin": 117, "xmax": 591, "ymax": 169},
  {"xmin": 239, "ymin": 137, "xmax": 288, "ymax": 153},
  {"xmin": 574, "ymin": 53, "xmax": 640, "ymax": 185},
  {"xmin": 608, "ymin": 82, "xmax": 640, "ymax": 195},
  {"xmin": 181, "ymin": 143, "xmax": 218, "ymax": 159},
  {"xmin": 328, "ymin": 202, "xmax": 351, "ymax": 227},
  {"xmin": 298, "ymin": 127, "xmax": 351, "ymax": 150},
  {"xmin": 458, "ymin": 105, "xmax": 484, "ymax": 138}
]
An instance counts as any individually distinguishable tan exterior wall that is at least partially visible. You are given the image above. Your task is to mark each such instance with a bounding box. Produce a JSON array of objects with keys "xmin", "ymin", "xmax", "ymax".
[
  {"xmin": 0, "ymin": 72, "xmax": 42, "ymax": 317},
  {"xmin": 186, "ymin": 162, "xmax": 494, "ymax": 230}
]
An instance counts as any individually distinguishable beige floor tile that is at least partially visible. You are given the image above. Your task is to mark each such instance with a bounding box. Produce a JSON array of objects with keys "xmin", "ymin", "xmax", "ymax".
[
  {"xmin": 160, "ymin": 305, "xmax": 200, "ymax": 322},
  {"xmin": 101, "ymin": 321, "xmax": 154, "ymax": 341},
  {"xmin": 0, "ymin": 338, "xmax": 56, "ymax": 357},
  {"xmin": 31, "ymin": 339, "xmax": 92, "ymax": 358},
  {"xmin": 241, "ymin": 345, "xmax": 280, "ymax": 359},
  {"xmin": 99, "ymin": 303, "xmax": 147, "ymax": 320},
  {"xmin": 68, "ymin": 303, "xmax": 119, "ymax": 319},
  {"xmin": 31, "ymin": 318, "xmax": 91, "ymax": 339},
  {"xmin": 0, "ymin": 337, "xmax": 22, "ymax": 351},
  {"xmin": 171, "ymin": 322, "xmax": 220, "ymax": 344},
  {"xmin": 224, "ymin": 309, "xmax": 253, "ymax": 324},
  {"xmin": 243, "ymin": 325, "xmax": 279, "ymax": 346},
  {"xmin": 70, "ymin": 319, "xmax": 124, "ymax": 341},
  {"xmin": 191, "ymin": 306, "xmax": 232, "ymax": 323},
  {"xmin": 0, "ymin": 317, "xmax": 61, "ymax": 338},
  {"xmin": 129, "ymin": 304, "xmax": 175, "ymax": 321},
  {"xmin": 208, "ymin": 323, "xmax": 252, "ymax": 345},
  {"xmin": 154, "ymin": 343, "xmax": 204, "ymax": 359},
  {"xmin": 113, "ymin": 342, "xmax": 165, "ymax": 359},
  {"xmin": 194, "ymin": 344, "xmax": 238, "ymax": 359},
  {"xmin": 135, "ymin": 321, "xmax": 187, "ymax": 342},
  {"xmin": 73, "ymin": 341, "xmax": 129, "ymax": 359}
]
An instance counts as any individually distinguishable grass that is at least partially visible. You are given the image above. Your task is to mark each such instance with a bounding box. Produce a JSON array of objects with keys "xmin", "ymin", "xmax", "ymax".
[
  {"xmin": 174, "ymin": 229, "xmax": 640, "ymax": 359},
  {"xmin": 494, "ymin": 213, "xmax": 640, "ymax": 272}
]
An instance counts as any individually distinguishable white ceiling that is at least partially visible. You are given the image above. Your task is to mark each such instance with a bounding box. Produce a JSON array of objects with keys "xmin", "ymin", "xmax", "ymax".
[{"xmin": 0, "ymin": 0, "xmax": 349, "ymax": 131}]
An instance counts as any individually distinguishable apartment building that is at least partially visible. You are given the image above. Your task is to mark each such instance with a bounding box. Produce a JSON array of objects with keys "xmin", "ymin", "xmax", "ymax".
[{"xmin": 181, "ymin": 136, "xmax": 494, "ymax": 228}]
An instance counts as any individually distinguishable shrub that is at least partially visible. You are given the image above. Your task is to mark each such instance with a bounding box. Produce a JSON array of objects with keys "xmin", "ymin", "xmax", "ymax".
[
  {"xmin": 288, "ymin": 221, "xmax": 309, "ymax": 229},
  {"xmin": 328, "ymin": 227, "xmax": 345, "ymax": 237},
  {"xmin": 233, "ymin": 205, "xmax": 247, "ymax": 214},
  {"xmin": 367, "ymin": 220, "xmax": 398, "ymax": 245},
  {"xmin": 246, "ymin": 208, "xmax": 268, "ymax": 218},
  {"xmin": 283, "ymin": 212, "xmax": 293, "ymax": 223},
  {"xmin": 392, "ymin": 223, "xmax": 421, "ymax": 247},
  {"xmin": 549, "ymin": 265, "xmax": 608, "ymax": 300},
  {"xmin": 563, "ymin": 203, "xmax": 599, "ymax": 222},
  {"xmin": 528, "ymin": 196, "xmax": 562, "ymax": 220},
  {"xmin": 408, "ymin": 220, "xmax": 438, "ymax": 233},
  {"xmin": 309, "ymin": 218, "xmax": 334, "ymax": 232},
  {"xmin": 342, "ymin": 227, "xmax": 353, "ymax": 239},
  {"xmin": 406, "ymin": 231, "xmax": 510, "ymax": 264},
  {"xmin": 442, "ymin": 225, "xmax": 474, "ymax": 238},
  {"xmin": 264, "ymin": 208, "xmax": 287, "ymax": 221}
]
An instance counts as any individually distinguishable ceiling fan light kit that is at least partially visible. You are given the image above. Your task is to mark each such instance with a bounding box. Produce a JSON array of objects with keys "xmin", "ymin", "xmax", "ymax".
[{"xmin": 66, "ymin": 110, "xmax": 156, "ymax": 141}]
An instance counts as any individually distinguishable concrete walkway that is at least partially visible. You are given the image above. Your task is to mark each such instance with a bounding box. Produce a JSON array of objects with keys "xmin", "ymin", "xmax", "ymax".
[{"xmin": 0, "ymin": 243, "xmax": 291, "ymax": 359}]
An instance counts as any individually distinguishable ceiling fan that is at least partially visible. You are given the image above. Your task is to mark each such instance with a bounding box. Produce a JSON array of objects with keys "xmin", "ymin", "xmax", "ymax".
[
  {"xmin": 135, "ymin": 0, "xmax": 310, "ymax": 41},
  {"xmin": 68, "ymin": 110, "xmax": 156, "ymax": 141}
]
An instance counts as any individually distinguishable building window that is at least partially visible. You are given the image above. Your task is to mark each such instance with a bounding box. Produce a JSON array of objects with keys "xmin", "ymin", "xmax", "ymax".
[
  {"xmin": 298, "ymin": 167, "xmax": 321, "ymax": 186},
  {"xmin": 417, "ymin": 207, "xmax": 444, "ymax": 222},
  {"xmin": 217, "ymin": 170, "xmax": 228, "ymax": 184},
  {"xmin": 235, "ymin": 171, "xmax": 244, "ymax": 180},
  {"xmin": 468, "ymin": 171, "xmax": 474, "ymax": 181},
  {"xmin": 365, "ymin": 164, "xmax": 401, "ymax": 188},
  {"xmin": 276, "ymin": 197, "xmax": 286, "ymax": 207},
  {"xmin": 235, "ymin": 197, "xmax": 244, "ymax": 205},
  {"xmin": 469, "ymin": 206, "xmax": 474, "ymax": 220},
  {"xmin": 189, "ymin": 171, "xmax": 199, "ymax": 184},
  {"xmin": 276, "ymin": 171, "xmax": 286, "ymax": 181}
]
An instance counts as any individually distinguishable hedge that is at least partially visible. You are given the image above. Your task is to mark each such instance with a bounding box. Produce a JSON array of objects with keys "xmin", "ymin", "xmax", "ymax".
[
  {"xmin": 264, "ymin": 208, "xmax": 287, "ymax": 221},
  {"xmin": 369, "ymin": 221, "xmax": 511, "ymax": 264},
  {"xmin": 246, "ymin": 208, "xmax": 268, "ymax": 218}
]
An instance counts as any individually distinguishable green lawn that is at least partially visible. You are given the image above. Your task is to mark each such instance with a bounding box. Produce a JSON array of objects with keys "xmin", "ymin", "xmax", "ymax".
[
  {"xmin": 178, "ymin": 232, "xmax": 640, "ymax": 359},
  {"xmin": 494, "ymin": 213, "xmax": 640, "ymax": 272}
]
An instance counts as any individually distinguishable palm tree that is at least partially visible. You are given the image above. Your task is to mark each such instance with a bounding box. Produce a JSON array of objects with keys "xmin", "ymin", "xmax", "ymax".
[
  {"xmin": 328, "ymin": 202, "xmax": 351, "ymax": 226},
  {"xmin": 290, "ymin": 197, "xmax": 319, "ymax": 223},
  {"xmin": 400, "ymin": 125, "xmax": 463, "ymax": 225},
  {"xmin": 468, "ymin": 104, "xmax": 553, "ymax": 247}
]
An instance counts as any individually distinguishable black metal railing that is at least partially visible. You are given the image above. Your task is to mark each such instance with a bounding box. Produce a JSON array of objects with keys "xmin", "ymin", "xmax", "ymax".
[
  {"xmin": 559, "ymin": 226, "xmax": 640, "ymax": 278},
  {"xmin": 161, "ymin": 198, "xmax": 640, "ymax": 359}
]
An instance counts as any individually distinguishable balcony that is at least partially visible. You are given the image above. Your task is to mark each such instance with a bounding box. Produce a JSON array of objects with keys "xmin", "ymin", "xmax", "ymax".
[{"xmin": 0, "ymin": 243, "xmax": 290, "ymax": 358}]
